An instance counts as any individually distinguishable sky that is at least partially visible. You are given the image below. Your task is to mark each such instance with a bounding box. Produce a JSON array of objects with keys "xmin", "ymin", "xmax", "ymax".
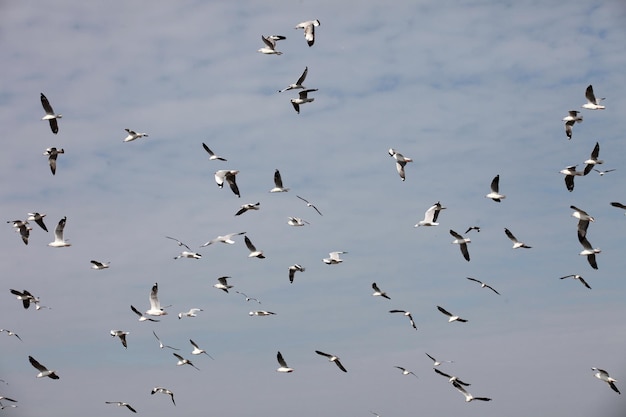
[{"xmin": 0, "ymin": 0, "xmax": 625, "ymax": 416}]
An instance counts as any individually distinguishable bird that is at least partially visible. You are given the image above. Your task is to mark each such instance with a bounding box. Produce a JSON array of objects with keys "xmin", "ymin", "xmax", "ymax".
[
  {"xmin": 415, "ymin": 201, "xmax": 446, "ymax": 227},
  {"xmin": 287, "ymin": 216, "xmax": 309, "ymax": 226},
  {"xmin": 123, "ymin": 128, "xmax": 148, "ymax": 142},
  {"xmin": 437, "ymin": 306, "xmax": 468, "ymax": 323},
  {"xmin": 291, "ymin": 89, "xmax": 317, "ymax": 114},
  {"xmin": 40, "ymin": 93, "xmax": 61, "ymax": 134},
  {"xmin": 466, "ymin": 277, "xmax": 500, "ymax": 295},
  {"xmin": 173, "ymin": 353, "xmax": 200, "ymax": 370},
  {"xmin": 593, "ymin": 168, "xmax": 615, "ymax": 176},
  {"xmin": 202, "ymin": 142, "xmax": 227, "ymax": 161},
  {"xmin": 288, "ymin": 264, "xmax": 305, "ymax": 283},
  {"xmin": 559, "ymin": 165, "xmax": 585, "ymax": 192},
  {"xmin": 235, "ymin": 291, "xmax": 261, "ymax": 304},
  {"xmin": 610, "ymin": 201, "xmax": 626, "ymax": 214},
  {"xmin": 563, "ymin": 110, "xmax": 583, "ymax": 139},
  {"xmin": 110, "ymin": 330, "xmax": 129, "ymax": 348},
  {"xmin": 582, "ymin": 85, "xmax": 605, "ymax": 110},
  {"xmin": 131, "ymin": 305, "xmax": 159, "ymax": 322},
  {"xmin": 105, "ymin": 402, "xmax": 137, "ymax": 413},
  {"xmin": 451, "ymin": 381, "xmax": 492, "ymax": 402},
  {"xmin": 485, "ymin": 175, "xmax": 505, "ymax": 201},
  {"xmin": 244, "ymin": 235, "xmax": 265, "ymax": 258},
  {"xmin": 8, "ymin": 220, "xmax": 31, "ymax": 245},
  {"xmin": 578, "ymin": 232, "xmax": 600, "ymax": 270},
  {"xmin": 591, "ymin": 367, "xmax": 620, "ymax": 394},
  {"xmin": 9, "ymin": 289, "xmax": 39, "ymax": 309},
  {"xmin": 0, "ymin": 404, "xmax": 17, "ymax": 410},
  {"xmin": 151, "ymin": 387, "xmax": 176, "ymax": 405},
  {"xmin": 279, "ymin": 67, "xmax": 309, "ymax": 92},
  {"xmin": 388, "ymin": 148, "xmax": 413, "ymax": 181},
  {"xmin": 296, "ymin": 195, "xmax": 323, "ymax": 215},
  {"xmin": 583, "ymin": 142, "xmax": 603, "ymax": 175},
  {"xmin": 394, "ymin": 366, "xmax": 417, "ymax": 377},
  {"xmin": 371, "ymin": 282, "xmax": 390, "ymax": 299},
  {"xmin": 433, "ymin": 368, "xmax": 471, "ymax": 386},
  {"xmin": 152, "ymin": 331, "xmax": 179, "ymax": 350},
  {"xmin": 465, "ymin": 226, "xmax": 481, "ymax": 233},
  {"xmin": 270, "ymin": 169, "xmax": 291, "ymax": 192},
  {"xmin": 504, "ymin": 228, "xmax": 532, "ymax": 249},
  {"xmin": 214, "ymin": 169, "xmax": 241, "ymax": 197},
  {"xmin": 165, "ymin": 236, "xmax": 191, "ymax": 250},
  {"xmin": 43, "ymin": 147, "xmax": 64, "ymax": 175},
  {"xmin": 0, "ymin": 397, "xmax": 17, "ymax": 403},
  {"xmin": 295, "ymin": 19, "xmax": 320, "ymax": 46},
  {"xmin": 450, "ymin": 229, "xmax": 471, "ymax": 261},
  {"xmin": 213, "ymin": 276, "xmax": 233, "ymax": 293},
  {"xmin": 90, "ymin": 260, "xmax": 110, "ymax": 270},
  {"xmin": 28, "ymin": 356, "xmax": 59, "ymax": 379},
  {"xmin": 173, "ymin": 251, "xmax": 202, "ymax": 260},
  {"xmin": 323, "ymin": 251, "xmax": 347, "ymax": 264},
  {"xmin": 189, "ymin": 339, "xmax": 214, "ymax": 359},
  {"xmin": 571, "ymin": 205, "xmax": 594, "ymax": 237},
  {"xmin": 425, "ymin": 353, "xmax": 454, "ymax": 367},
  {"xmin": 27, "ymin": 212, "xmax": 48, "ymax": 232},
  {"xmin": 48, "ymin": 216, "xmax": 71, "ymax": 247},
  {"xmin": 315, "ymin": 350, "xmax": 347, "ymax": 372},
  {"xmin": 201, "ymin": 231, "xmax": 246, "ymax": 247},
  {"xmin": 249, "ymin": 310, "xmax": 276, "ymax": 316},
  {"xmin": 389, "ymin": 309, "xmax": 417, "ymax": 330},
  {"xmin": 276, "ymin": 351, "xmax": 294, "ymax": 373},
  {"xmin": 0, "ymin": 329, "xmax": 22, "ymax": 341},
  {"xmin": 258, "ymin": 35, "xmax": 285, "ymax": 55},
  {"xmin": 178, "ymin": 308, "xmax": 203, "ymax": 319},
  {"xmin": 146, "ymin": 283, "xmax": 168, "ymax": 316},
  {"xmin": 235, "ymin": 202, "xmax": 260, "ymax": 216},
  {"xmin": 559, "ymin": 274, "xmax": 591, "ymax": 289}
]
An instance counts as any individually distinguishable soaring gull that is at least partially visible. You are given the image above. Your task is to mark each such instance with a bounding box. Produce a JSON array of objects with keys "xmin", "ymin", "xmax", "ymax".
[
  {"xmin": 40, "ymin": 93, "xmax": 62, "ymax": 134},
  {"xmin": 295, "ymin": 19, "xmax": 320, "ymax": 46}
]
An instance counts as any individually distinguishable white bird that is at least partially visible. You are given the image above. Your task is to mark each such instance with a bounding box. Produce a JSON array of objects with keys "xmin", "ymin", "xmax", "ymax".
[
  {"xmin": 244, "ymin": 235, "xmax": 265, "ymax": 258},
  {"xmin": 165, "ymin": 236, "xmax": 191, "ymax": 250},
  {"xmin": 389, "ymin": 309, "xmax": 417, "ymax": 330},
  {"xmin": 249, "ymin": 310, "xmax": 276, "ymax": 316},
  {"xmin": 437, "ymin": 305, "xmax": 468, "ymax": 323},
  {"xmin": 202, "ymin": 142, "xmax": 227, "ymax": 161},
  {"xmin": 235, "ymin": 290, "xmax": 261, "ymax": 303},
  {"xmin": 388, "ymin": 148, "xmax": 413, "ymax": 181},
  {"xmin": 593, "ymin": 168, "xmax": 616, "ymax": 176},
  {"xmin": 235, "ymin": 202, "xmax": 260, "ymax": 216},
  {"xmin": 571, "ymin": 205, "xmax": 594, "ymax": 237},
  {"xmin": 214, "ymin": 169, "xmax": 241, "ymax": 198},
  {"xmin": 27, "ymin": 212, "xmax": 48, "ymax": 232},
  {"xmin": 560, "ymin": 165, "xmax": 585, "ymax": 192},
  {"xmin": 0, "ymin": 328, "xmax": 22, "ymax": 341},
  {"xmin": 591, "ymin": 367, "xmax": 620, "ymax": 394},
  {"xmin": 323, "ymin": 251, "xmax": 347, "ymax": 264},
  {"xmin": 152, "ymin": 331, "xmax": 179, "ymax": 350},
  {"xmin": 582, "ymin": 85, "xmax": 606, "ymax": 110},
  {"xmin": 276, "ymin": 351, "xmax": 294, "ymax": 373},
  {"xmin": 291, "ymin": 89, "xmax": 317, "ymax": 114},
  {"xmin": 40, "ymin": 93, "xmax": 61, "ymax": 134},
  {"xmin": 583, "ymin": 142, "xmax": 603, "ymax": 175},
  {"xmin": 110, "ymin": 330, "xmax": 129, "ymax": 349},
  {"xmin": 466, "ymin": 277, "xmax": 500, "ymax": 295},
  {"xmin": 90, "ymin": 260, "xmax": 110, "ymax": 270},
  {"xmin": 130, "ymin": 305, "xmax": 159, "ymax": 322},
  {"xmin": 173, "ymin": 251, "xmax": 202, "ymax": 260},
  {"xmin": 123, "ymin": 128, "xmax": 148, "ymax": 142},
  {"xmin": 450, "ymin": 229, "xmax": 471, "ymax": 262},
  {"xmin": 288, "ymin": 264, "xmax": 305, "ymax": 283},
  {"xmin": 434, "ymin": 368, "xmax": 470, "ymax": 386},
  {"xmin": 287, "ymin": 216, "xmax": 309, "ymax": 226},
  {"xmin": 105, "ymin": 402, "xmax": 137, "ymax": 413},
  {"xmin": 425, "ymin": 353, "xmax": 454, "ymax": 367},
  {"xmin": 485, "ymin": 175, "xmax": 505, "ymax": 202},
  {"xmin": 8, "ymin": 220, "xmax": 31, "ymax": 245},
  {"xmin": 315, "ymin": 350, "xmax": 347, "ymax": 372},
  {"xmin": 258, "ymin": 35, "xmax": 285, "ymax": 55},
  {"xmin": 178, "ymin": 308, "xmax": 203, "ymax": 319},
  {"xmin": 43, "ymin": 147, "xmax": 64, "ymax": 175},
  {"xmin": 371, "ymin": 282, "xmax": 390, "ymax": 299},
  {"xmin": 295, "ymin": 19, "xmax": 320, "ymax": 46},
  {"xmin": 296, "ymin": 195, "xmax": 323, "ymax": 215},
  {"xmin": 504, "ymin": 228, "xmax": 532, "ymax": 249},
  {"xmin": 48, "ymin": 216, "xmax": 71, "ymax": 247},
  {"xmin": 394, "ymin": 366, "xmax": 417, "ymax": 377},
  {"xmin": 279, "ymin": 67, "xmax": 309, "ymax": 92},
  {"xmin": 146, "ymin": 282, "xmax": 168, "ymax": 316},
  {"xmin": 9, "ymin": 289, "xmax": 39, "ymax": 309},
  {"xmin": 151, "ymin": 387, "xmax": 176, "ymax": 405},
  {"xmin": 563, "ymin": 110, "xmax": 583, "ymax": 139},
  {"xmin": 28, "ymin": 356, "xmax": 59, "ymax": 379},
  {"xmin": 559, "ymin": 274, "xmax": 591, "ymax": 289},
  {"xmin": 451, "ymin": 381, "xmax": 492, "ymax": 402},
  {"xmin": 415, "ymin": 201, "xmax": 446, "ymax": 227},
  {"xmin": 578, "ymin": 232, "xmax": 600, "ymax": 270},
  {"xmin": 200, "ymin": 231, "xmax": 246, "ymax": 247},
  {"xmin": 189, "ymin": 339, "xmax": 214, "ymax": 359},
  {"xmin": 213, "ymin": 276, "xmax": 233, "ymax": 292},
  {"xmin": 173, "ymin": 353, "xmax": 200, "ymax": 370},
  {"xmin": 269, "ymin": 169, "xmax": 290, "ymax": 192}
]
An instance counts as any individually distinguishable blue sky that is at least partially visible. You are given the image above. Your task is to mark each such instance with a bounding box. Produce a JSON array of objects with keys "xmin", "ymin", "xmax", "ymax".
[{"xmin": 1, "ymin": 1, "xmax": 625, "ymax": 416}]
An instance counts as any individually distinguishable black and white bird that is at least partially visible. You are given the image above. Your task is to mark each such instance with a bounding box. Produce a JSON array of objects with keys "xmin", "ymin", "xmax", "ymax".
[
  {"xmin": 559, "ymin": 274, "xmax": 591, "ymax": 289},
  {"xmin": 178, "ymin": 308, "xmax": 203, "ymax": 319},
  {"xmin": 504, "ymin": 228, "xmax": 532, "ymax": 249},
  {"xmin": 276, "ymin": 351, "xmax": 294, "ymax": 373},
  {"xmin": 434, "ymin": 368, "xmax": 471, "ymax": 386},
  {"xmin": 270, "ymin": 169, "xmax": 290, "ymax": 192},
  {"xmin": 90, "ymin": 260, "xmax": 110, "ymax": 270},
  {"xmin": 485, "ymin": 175, "xmax": 505, "ymax": 201},
  {"xmin": 235, "ymin": 291, "xmax": 261, "ymax": 304},
  {"xmin": 315, "ymin": 350, "xmax": 347, "ymax": 372},
  {"xmin": 151, "ymin": 387, "xmax": 176, "ymax": 405},
  {"xmin": 8, "ymin": 220, "xmax": 31, "ymax": 245},
  {"xmin": 173, "ymin": 353, "xmax": 200, "ymax": 370},
  {"xmin": 394, "ymin": 366, "xmax": 418, "ymax": 377},
  {"xmin": 202, "ymin": 143, "xmax": 227, "ymax": 161},
  {"xmin": 48, "ymin": 216, "xmax": 71, "ymax": 247},
  {"xmin": 258, "ymin": 35, "xmax": 285, "ymax": 55},
  {"xmin": 145, "ymin": 282, "xmax": 168, "ymax": 317},
  {"xmin": 415, "ymin": 201, "xmax": 446, "ymax": 227},
  {"xmin": 563, "ymin": 110, "xmax": 583, "ymax": 139},
  {"xmin": 28, "ymin": 356, "xmax": 59, "ymax": 379},
  {"xmin": 0, "ymin": 328, "xmax": 22, "ymax": 342},
  {"xmin": 110, "ymin": 330, "xmax": 129, "ymax": 348},
  {"xmin": 451, "ymin": 381, "xmax": 491, "ymax": 402},
  {"xmin": 235, "ymin": 202, "xmax": 260, "ymax": 216},
  {"xmin": 213, "ymin": 276, "xmax": 232, "ymax": 293},
  {"xmin": 189, "ymin": 339, "xmax": 214, "ymax": 359},
  {"xmin": 201, "ymin": 231, "xmax": 246, "ymax": 247},
  {"xmin": 296, "ymin": 195, "xmax": 323, "ymax": 215},
  {"xmin": 389, "ymin": 310, "xmax": 417, "ymax": 330},
  {"xmin": 466, "ymin": 277, "xmax": 500, "ymax": 295},
  {"xmin": 152, "ymin": 331, "xmax": 179, "ymax": 350},
  {"xmin": 295, "ymin": 19, "xmax": 320, "ymax": 46},
  {"xmin": 388, "ymin": 148, "xmax": 413, "ymax": 181},
  {"xmin": 27, "ymin": 212, "xmax": 48, "ymax": 232},
  {"xmin": 249, "ymin": 310, "xmax": 276, "ymax": 316},
  {"xmin": 583, "ymin": 142, "xmax": 603, "ymax": 175},
  {"xmin": 323, "ymin": 251, "xmax": 347, "ymax": 264},
  {"xmin": 371, "ymin": 282, "xmax": 390, "ymax": 299},
  {"xmin": 450, "ymin": 229, "xmax": 471, "ymax": 261},
  {"xmin": 214, "ymin": 170, "xmax": 241, "ymax": 197},
  {"xmin": 291, "ymin": 89, "xmax": 317, "ymax": 114},
  {"xmin": 279, "ymin": 67, "xmax": 309, "ymax": 92},
  {"xmin": 591, "ymin": 367, "xmax": 620, "ymax": 394},
  {"xmin": 578, "ymin": 232, "xmax": 600, "ymax": 270},
  {"xmin": 426, "ymin": 353, "xmax": 454, "ymax": 367},
  {"xmin": 105, "ymin": 402, "xmax": 136, "ymax": 413},
  {"xmin": 123, "ymin": 128, "xmax": 148, "ymax": 142},
  {"xmin": 43, "ymin": 147, "xmax": 64, "ymax": 175},
  {"xmin": 570, "ymin": 205, "xmax": 594, "ymax": 237},
  {"xmin": 10, "ymin": 289, "xmax": 39, "ymax": 309},
  {"xmin": 465, "ymin": 226, "xmax": 481, "ymax": 234},
  {"xmin": 437, "ymin": 306, "xmax": 468, "ymax": 323},
  {"xmin": 244, "ymin": 236, "xmax": 265, "ymax": 259},
  {"xmin": 131, "ymin": 305, "xmax": 159, "ymax": 322},
  {"xmin": 560, "ymin": 165, "xmax": 585, "ymax": 192},
  {"xmin": 40, "ymin": 93, "xmax": 61, "ymax": 134},
  {"xmin": 582, "ymin": 85, "xmax": 605, "ymax": 110},
  {"xmin": 288, "ymin": 264, "xmax": 305, "ymax": 283}
]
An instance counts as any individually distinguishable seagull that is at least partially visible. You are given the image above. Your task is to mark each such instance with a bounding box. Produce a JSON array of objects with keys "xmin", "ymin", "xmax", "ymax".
[
  {"xmin": 371, "ymin": 282, "xmax": 390, "ymax": 299},
  {"xmin": 563, "ymin": 110, "xmax": 583, "ymax": 139},
  {"xmin": 591, "ymin": 367, "xmax": 620, "ymax": 394},
  {"xmin": 27, "ymin": 212, "xmax": 48, "ymax": 232},
  {"xmin": 610, "ymin": 201, "xmax": 626, "ymax": 214},
  {"xmin": 105, "ymin": 402, "xmax": 137, "ymax": 413},
  {"xmin": 296, "ymin": 195, "xmax": 322, "ymax": 215},
  {"xmin": 249, "ymin": 310, "xmax": 276, "ymax": 316},
  {"xmin": 28, "ymin": 356, "xmax": 59, "ymax": 379},
  {"xmin": 201, "ymin": 231, "xmax": 246, "ymax": 247},
  {"xmin": 559, "ymin": 274, "xmax": 591, "ymax": 289},
  {"xmin": 437, "ymin": 306, "xmax": 468, "ymax": 323},
  {"xmin": 213, "ymin": 276, "xmax": 233, "ymax": 292},
  {"xmin": 287, "ymin": 216, "xmax": 309, "ymax": 226},
  {"xmin": 110, "ymin": 330, "xmax": 129, "ymax": 349},
  {"xmin": 279, "ymin": 67, "xmax": 308, "ymax": 92},
  {"xmin": 145, "ymin": 283, "xmax": 168, "ymax": 316},
  {"xmin": 43, "ymin": 147, "xmax": 64, "ymax": 175},
  {"xmin": 165, "ymin": 236, "xmax": 191, "ymax": 250},
  {"xmin": 90, "ymin": 260, "xmax": 110, "ymax": 270},
  {"xmin": 504, "ymin": 228, "xmax": 532, "ymax": 249},
  {"xmin": 466, "ymin": 277, "xmax": 500, "ymax": 295},
  {"xmin": 485, "ymin": 175, "xmax": 505, "ymax": 201},
  {"xmin": 276, "ymin": 351, "xmax": 294, "ymax": 373},
  {"xmin": 189, "ymin": 339, "xmax": 214, "ymax": 359},
  {"xmin": 288, "ymin": 264, "xmax": 305, "ymax": 283},
  {"xmin": 214, "ymin": 169, "xmax": 241, "ymax": 198},
  {"xmin": 173, "ymin": 353, "xmax": 200, "ymax": 370},
  {"xmin": 450, "ymin": 229, "xmax": 471, "ymax": 262},
  {"xmin": 315, "ymin": 350, "xmax": 347, "ymax": 372},
  {"xmin": 323, "ymin": 251, "xmax": 347, "ymax": 264},
  {"xmin": 9, "ymin": 289, "xmax": 39, "ymax": 309},
  {"xmin": 173, "ymin": 251, "xmax": 202, "ymax": 260},
  {"xmin": 152, "ymin": 331, "xmax": 179, "ymax": 350},
  {"xmin": 244, "ymin": 235, "xmax": 265, "ymax": 258},
  {"xmin": 560, "ymin": 165, "xmax": 585, "ymax": 192},
  {"xmin": 202, "ymin": 143, "xmax": 227, "ymax": 161},
  {"xmin": 571, "ymin": 205, "xmax": 594, "ymax": 237},
  {"xmin": 270, "ymin": 169, "xmax": 290, "ymax": 192},
  {"xmin": 0, "ymin": 397, "xmax": 17, "ymax": 404},
  {"xmin": 582, "ymin": 85, "xmax": 606, "ymax": 110},
  {"xmin": 235, "ymin": 290, "xmax": 261, "ymax": 303},
  {"xmin": 291, "ymin": 89, "xmax": 317, "ymax": 114},
  {"xmin": 593, "ymin": 168, "xmax": 616, "ymax": 176},
  {"xmin": 465, "ymin": 226, "xmax": 481, "ymax": 233},
  {"xmin": 130, "ymin": 305, "xmax": 159, "ymax": 322},
  {"xmin": 0, "ymin": 404, "xmax": 17, "ymax": 410},
  {"xmin": 0, "ymin": 329, "xmax": 22, "ymax": 341},
  {"xmin": 452, "ymin": 381, "xmax": 491, "ymax": 402},
  {"xmin": 433, "ymin": 368, "xmax": 471, "ymax": 386},
  {"xmin": 388, "ymin": 148, "xmax": 413, "ymax": 181},
  {"xmin": 40, "ymin": 93, "xmax": 61, "ymax": 134},
  {"xmin": 48, "ymin": 216, "xmax": 71, "ymax": 247},
  {"xmin": 8, "ymin": 220, "xmax": 31, "ymax": 245},
  {"xmin": 394, "ymin": 366, "xmax": 417, "ymax": 377},
  {"xmin": 123, "ymin": 129, "xmax": 148, "ymax": 142},
  {"xmin": 295, "ymin": 19, "xmax": 320, "ymax": 46},
  {"xmin": 235, "ymin": 202, "xmax": 260, "ymax": 216},
  {"xmin": 151, "ymin": 387, "xmax": 176, "ymax": 405},
  {"xmin": 583, "ymin": 142, "xmax": 603, "ymax": 175},
  {"xmin": 578, "ymin": 232, "xmax": 600, "ymax": 270},
  {"xmin": 415, "ymin": 201, "xmax": 446, "ymax": 227},
  {"xmin": 258, "ymin": 35, "xmax": 285, "ymax": 55},
  {"xmin": 425, "ymin": 353, "xmax": 454, "ymax": 367},
  {"xmin": 389, "ymin": 310, "xmax": 417, "ymax": 330},
  {"xmin": 178, "ymin": 308, "xmax": 203, "ymax": 319}
]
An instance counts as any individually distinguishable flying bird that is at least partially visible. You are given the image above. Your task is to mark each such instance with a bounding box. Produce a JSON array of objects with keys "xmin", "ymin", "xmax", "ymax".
[
  {"xmin": 258, "ymin": 35, "xmax": 285, "ymax": 55},
  {"xmin": 389, "ymin": 309, "xmax": 417, "ymax": 330},
  {"xmin": 8, "ymin": 220, "xmax": 31, "ymax": 245},
  {"xmin": 583, "ymin": 142, "xmax": 603, "ymax": 175},
  {"xmin": 291, "ymin": 89, "xmax": 317, "ymax": 114},
  {"xmin": 288, "ymin": 264, "xmax": 305, "ymax": 283},
  {"xmin": 465, "ymin": 226, "xmax": 481, "ymax": 233},
  {"xmin": 200, "ymin": 231, "xmax": 246, "ymax": 247},
  {"xmin": 40, "ymin": 93, "xmax": 62, "ymax": 134},
  {"xmin": 559, "ymin": 274, "xmax": 591, "ymax": 289},
  {"xmin": 0, "ymin": 329, "xmax": 22, "ymax": 341},
  {"xmin": 295, "ymin": 19, "xmax": 320, "ymax": 46},
  {"xmin": 485, "ymin": 175, "xmax": 505, "ymax": 201},
  {"xmin": 90, "ymin": 260, "xmax": 110, "ymax": 270},
  {"xmin": 287, "ymin": 216, "xmax": 309, "ymax": 226},
  {"xmin": 214, "ymin": 169, "xmax": 241, "ymax": 197},
  {"xmin": 235, "ymin": 202, "xmax": 260, "ymax": 216},
  {"xmin": 213, "ymin": 276, "xmax": 233, "ymax": 293},
  {"xmin": 244, "ymin": 235, "xmax": 265, "ymax": 258},
  {"xmin": 394, "ymin": 366, "xmax": 417, "ymax": 377},
  {"xmin": 145, "ymin": 283, "xmax": 168, "ymax": 316},
  {"xmin": 279, "ymin": 67, "xmax": 309, "ymax": 92},
  {"xmin": 425, "ymin": 353, "xmax": 454, "ymax": 367},
  {"xmin": 105, "ymin": 402, "xmax": 137, "ymax": 413},
  {"xmin": 504, "ymin": 228, "xmax": 532, "ymax": 249},
  {"xmin": 415, "ymin": 201, "xmax": 446, "ymax": 227},
  {"xmin": 450, "ymin": 229, "xmax": 471, "ymax": 261},
  {"xmin": 559, "ymin": 165, "xmax": 585, "ymax": 192},
  {"xmin": 296, "ymin": 195, "xmax": 323, "ymax": 215},
  {"xmin": 123, "ymin": 129, "xmax": 148, "ymax": 142},
  {"xmin": 173, "ymin": 353, "xmax": 200, "ymax": 370},
  {"xmin": 173, "ymin": 250, "xmax": 201, "ymax": 260},
  {"xmin": 151, "ymin": 387, "xmax": 176, "ymax": 405},
  {"xmin": 43, "ymin": 147, "xmax": 64, "ymax": 175},
  {"xmin": 165, "ymin": 236, "xmax": 191, "ymax": 250},
  {"xmin": 131, "ymin": 305, "xmax": 159, "ymax": 322},
  {"xmin": 610, "ymin": 201, "xmax": 626, "ymax": 214},
  {"xmin": 571, "ymin": 205, "xmax": 594, "ymax": 237},
  {"xmin": 323, "ymin": 251, "xmax": 347, "ymax": 264},
  {"xmin": 189, "ymin": 339, "xmax": 214, "ymax": 358},
  {"xmin": 110, "ymin": 330, "xmax": 129, "ymax": 349},
  {"xmin": 276, "ymin": 351, "xmax": 294, "ymax": 373},
  {"xmin": 235, "ymin": 291, "xmax": 261, "ymax": 304},
  {"xmin": 27, "ymin": 212, "xmax": 48, "ymax": 232},
  {"xmin": 249, "ymin": 310, "xmax": 276, "ymax": 316},
  {"xmin": 466, "ymin": 277, "xmax": 500, "ymax": 295},
  {"xmin": 315, "ymin": 350, "xmax": 347, "ymax": 372},
  {"xmin": 48, "ymin": 216, "xmax": 71, "ymax": 247},
  {"xmin": 178, "ymin": 308, "xmax": 203, "ymax": 319},
  {"xmin": 563, "ymin": 110, "xmax": 583, "ymax": 139},
  {"xmin": 28, "ymin": 356, "xmax": 59, "ymax": 379},
  {"xmin": 371, "ymin": 282, "xmax": 390, "ymax": 299},
  {"xmin": 152, "ymin": 331, "xmax": 179, "ymax": 350},
  {"xmin": 9, "ymin": 289, "xmax": 39, "ymax": 309},
  {"xmin": 591, "ymin": 367, "xmax": 620, "ymax": 394},
  {"xmin": 578, "ymin": 232, "xmax": 600, "ymax": 270},
  {"xmin": 202, "ymin": 143, "xmax": 227, "ymax": 161},
  {"xmin": 388, "ymin": 148, "xmax": 413, "ymax": 181},
  {"xmin": 437, "ymin": 306, "xmax": 468, "ymax": 323},
  {"xmin": 582, "ymin": 85, "xmax": 605, "ymax": 110},
  {"xmin": 451, "ymin": 381, "xmax": 492, "ymax": 402},
  {"xmin": 434, "ymin": 368, "xmax": 471, "ymax": 386}
]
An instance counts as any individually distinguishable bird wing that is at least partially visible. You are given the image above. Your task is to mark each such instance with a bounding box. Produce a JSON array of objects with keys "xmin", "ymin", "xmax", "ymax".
[
  {"xmin": 434, "ymin": 368, "xmax": 452, "ymax": 378},
  {"xmin": 150, "ymin": 283, "xmax": 161, "ymax": 310},
  {"xmin": 334, "ymin": 359, "xmax": 347, "ymax": 372},
  {"xmin": 504, "ymin": 228, "xmax": 518, "ymax": 242},
  {"xmin": 244, "ymin": 236, "xmax": 256, "ymax": 251},
  {"xmin": 296, "ymin": 67, "xmax": 308, "ymax": 85},
  {"xmin": 315, "ymin": 350, "xmax": 332, "ymax": 358},
  {"xmin": 437, "ymin": 306, "xmax": 452, "ymax": 317},
  {"xmin": 225, "ymin": 172, "xmax": 240, "ymax": 197},
  {"xmin": 449, "ymin": 229, "xmax": 463, "ymax": 239},
  {"xmin": 459, "ymin": 243, "xmax": 470, "ymax": 261},
  {"xmin": 490, "ymin": 175, "xmax": 500, "ymax": 192},
  {"xmin": 277, "ymin": 351, "xmax": 288, "ymax": 367},
  {"xmin": 274, "ymin": 170, "xmax": 284, "ymax": 188},
  {"xmin": 585, "ymin": 85, "xmax": 597, "ymax": 103},
  {"xmin": 28, "ymin": 356, "xmax": 47, "ymax": 372},
  {"xmin": 54, "ymin": 217, "xmax": 66, "ymax": 241}
]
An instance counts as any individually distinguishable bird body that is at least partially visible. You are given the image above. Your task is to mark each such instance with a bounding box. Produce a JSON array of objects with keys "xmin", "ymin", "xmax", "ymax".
[
  {"xmin": 485, "ymin": 175, "xmax": 505, "ymax": 201},
  {"xmin": 582, "ymin": 85, "xmax": 605, "ymax": 110},
  {"xmin": 123, "ymin": 128, "xmax": 148, "ymax": 142},
  {"xmin": 48, "ymin": 216, "xmax": 71, "ymax": 247},
  {"xmin": 258, "ymin": 35, "xmax": 285, "ymax": 55},
  {"xmin": 276, "ymin": 351, "xmax": 294, "ymax": 372}
]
